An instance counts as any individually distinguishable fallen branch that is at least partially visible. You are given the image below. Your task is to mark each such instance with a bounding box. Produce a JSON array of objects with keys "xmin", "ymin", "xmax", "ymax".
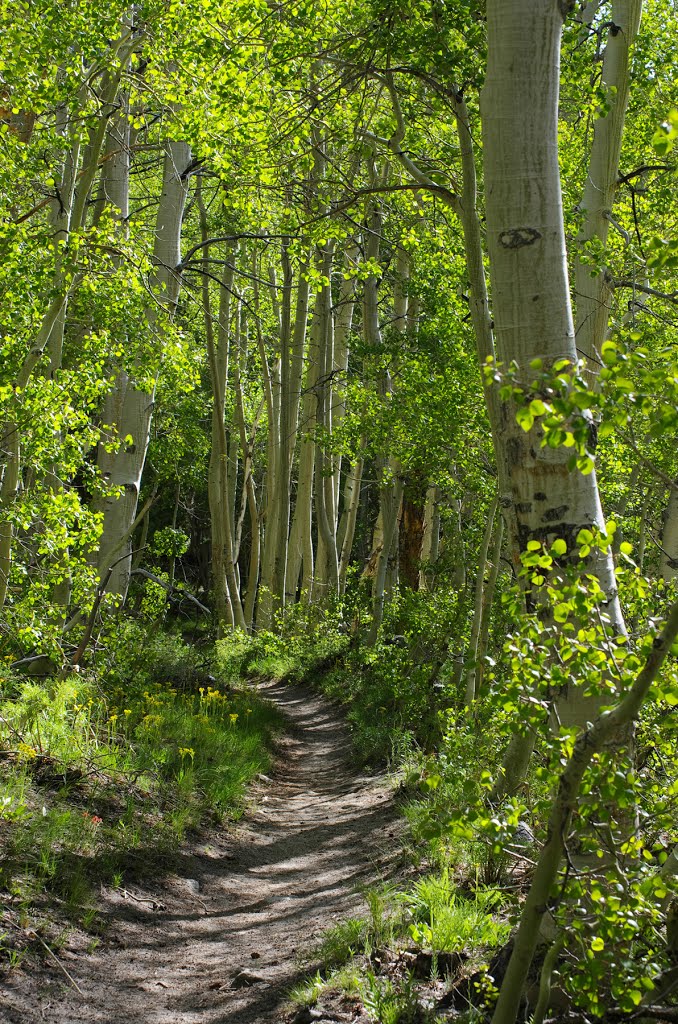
[
  {"xmin": 31, "ymin": 933, "xmax": 84, "ymax": 996},
  {"xmin": 130, "ymin": 569, "xmax": 210, "ymax": 616}
]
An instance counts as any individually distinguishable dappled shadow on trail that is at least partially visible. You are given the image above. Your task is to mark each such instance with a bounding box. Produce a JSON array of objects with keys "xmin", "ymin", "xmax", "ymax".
[{"xmin": 0, "ymin": 681, "xmax": 401, "ymax": 1024}]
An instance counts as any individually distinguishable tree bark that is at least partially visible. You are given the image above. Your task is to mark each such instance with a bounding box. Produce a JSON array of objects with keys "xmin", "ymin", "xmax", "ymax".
[
  {"xmin": 418, "ymin": 484, "xmax": 441, "ymax": 591},
  {"xmin": 480, "ymin": 3, "xmax": 627, "ymax": 710},
  {"xmin": 465, "ymin": 495, "xmax": 499, "ymax": 708},
  {"xmin": 97, "ymin": 139, "xmax": 192, "ymax": 601},
  {"xmin": 574, "ymin": 0, "xmax": 643, "ymax": 368},
  {"xmin": 660, "ymin": 480, "xmax": 678, "ymax": 580}
]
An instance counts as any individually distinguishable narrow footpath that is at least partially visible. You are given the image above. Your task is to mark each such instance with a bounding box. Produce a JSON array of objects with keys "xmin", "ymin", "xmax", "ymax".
[{"xmin": 1, "ymin": 681, "xmax": 401, "ymax": 1024}]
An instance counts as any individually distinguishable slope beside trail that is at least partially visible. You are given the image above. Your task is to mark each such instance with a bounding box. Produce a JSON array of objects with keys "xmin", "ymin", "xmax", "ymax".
[{"xmin": 1, "ymin": 680, "xmax": 401, "ymax": 1024}]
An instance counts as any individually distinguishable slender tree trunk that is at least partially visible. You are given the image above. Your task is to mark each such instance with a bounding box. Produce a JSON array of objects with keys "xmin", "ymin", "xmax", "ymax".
[
  {"xmin": 204, "ymin": 226, "xmax": 237, "ymax": 630},
  {"xmin": 338, "ymin": 455, "xmax": 364, "ymax": 593},
  {"xmin": 286, "ymin": 261, "xmax": 327, "ymax": 604},
  {"xmin": 313, "ymin": 243, "xmax": 340, "ymax": 601},
  {"xmin": 331, "ymin": 242, "xmax": 360, "ymax": 528},
  {"xmin": 465, "ymin": 496, "xmax": 499, "ymax": 708},
  {"xmin": 256, "ymin": 254, "xmax": 286, "ymax": 627},
  {"xmin": 476, "ymin": 508, "xmax": 504, "ymax": 694},
  {"xmin": 660, "ymin": 481, "xmax": 678, "ymax": 580},
  {"xmin": 574, "ymin": 0, "xmax": 643, "ymax": 367},
  {"xmin": 268, "ymin": 243, "xmax": 294, "ymax": 616},
  {"xmin": 0, "ymin": 425, "xmax": 19, "ymax": 610},
  {"xmin": 361, "ymin": 174, "xmax": 404, "ymax": 642},
  {"xmin": 418, "ymin": 485, "xmax": 441, "ymax": 591}
]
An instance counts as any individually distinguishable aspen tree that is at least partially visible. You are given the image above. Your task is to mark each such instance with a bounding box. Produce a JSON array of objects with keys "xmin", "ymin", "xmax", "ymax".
[
  {"xmin": 0, "ymin": 29, "xmax": 136, "ymax": 613},
  {"xmin": 660, "ymin": 482, "xmax": 678, "ymax": 580},
  {"xmin": 574, "ymin": 0, "xmax": 643, "ymax": 368},
  {"xmin": 97, "ymin": 138, "xmax": 193, "ymax": 600},
  {"xmin": 480, "ymin": 3, "xmax": 627, "ymax": 705}
]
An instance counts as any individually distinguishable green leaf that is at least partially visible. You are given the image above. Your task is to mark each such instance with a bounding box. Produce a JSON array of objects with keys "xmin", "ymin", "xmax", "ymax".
[
  {"xmin": 551, "ymin": 538, "xmax": 567, "ymax": 556},
  {"xmin": 516, "ymin": 407, "xmax": 534, "ymax": 432},
  {"xmin": 590, "ymin": 937, "xmax": 604, "ymax": 952}
]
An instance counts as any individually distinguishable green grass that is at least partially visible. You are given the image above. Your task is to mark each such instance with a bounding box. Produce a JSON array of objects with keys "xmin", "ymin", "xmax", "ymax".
[
  {"xmin": 395, "ymin": 870, "xmax": 509, "ymax": 953},
  {"xmin": 0, "ymin": 643, "xmax": 282, "ymax": 961},
  {"xmin": 291, "ymin": 871, "xmax": 509, "ymax": 1014}
]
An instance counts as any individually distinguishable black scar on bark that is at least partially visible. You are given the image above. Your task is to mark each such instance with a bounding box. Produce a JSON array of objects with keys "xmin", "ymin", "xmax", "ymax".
[
  {"xmin": 542, "ymin": 504, "xmax": 569, "ymax": 522},
  {"xmin": 498, "ymin": 227, "xmax": 542, "ymax": 249},
  {"xmin": 516, "ymin": 502, "xmax": 532, "ymax": 514},
  {"xmin": 534, "ymin": 492, "xmax": 547, "ymax": 501},
  {"xmin": 506, "ymin": 436, "xmax": 522, "ymax": 466},
  {"xmin": 587, "ymin": 420, "xmax": 598, "ymax": 452}
]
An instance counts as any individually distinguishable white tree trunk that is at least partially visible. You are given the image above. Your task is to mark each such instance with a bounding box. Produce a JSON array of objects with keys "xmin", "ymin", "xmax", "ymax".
[
  {"xmin": 0, "ymin": 425, "xmax": 20, "ymax": 611},
  {"xmin": 98, "ymin": 139, "xmax": 191, "ymax": 601},
  {"xmin": 331, "ymin": 242, "xmax": 360, "ymax": 523},
  {"xmin": 660, "ymin": 481, "xmax": 678, "ymax": 580},
  {"xmin": 418, "ymin": 484, "xmax": 441, "ymax": 591},
  {"xmin": 285, "ymin": 265, "xmax": 327, "ymax": 604},
  {"xmin": 338, "ymin": 456, "xmax": 364, "ymax": 593},
  {"xmin": 574, "ymin": 0, "xmax": 643, "ymax": 367},
  {"xmin": 480, "ymin": 4, "xmax": 626, "ymax": 732},
  {"xmin": 465, "ymin": 496, "xmax": 499, "ymax": 708},
  {"xmin": 313, "ymin": 244, "xmax": 340, "ymax": 601},
  {"xmin": 205, "ymin": 234, "xmax": 237, "ymax": 631}
]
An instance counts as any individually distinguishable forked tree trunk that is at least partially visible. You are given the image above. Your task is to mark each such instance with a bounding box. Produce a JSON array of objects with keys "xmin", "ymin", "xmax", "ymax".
[
  {"xmin": 491, "ymin": 600, "xmax": 678, "ymax": 1024},
  {"xmin": 97, "ymin": 139, "xmax": 191, "ymax": 600}
]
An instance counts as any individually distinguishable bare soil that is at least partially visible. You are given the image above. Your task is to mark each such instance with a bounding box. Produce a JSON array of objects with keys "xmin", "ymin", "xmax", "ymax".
[{"xmin": 0, "ymin": 681, "xmax": 402, "ymax": 1024}]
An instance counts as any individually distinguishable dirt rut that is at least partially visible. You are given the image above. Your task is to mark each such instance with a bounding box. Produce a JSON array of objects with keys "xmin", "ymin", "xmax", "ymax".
[{"xmin": 1, "ymin": 681, "xmax": 400, "ymax": 1024}]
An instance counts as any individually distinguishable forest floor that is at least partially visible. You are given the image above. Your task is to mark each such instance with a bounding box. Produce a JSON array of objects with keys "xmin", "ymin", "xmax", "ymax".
[{"xmin": 0, "ymin": 680, "xmax": 402, "ymax": 1024}]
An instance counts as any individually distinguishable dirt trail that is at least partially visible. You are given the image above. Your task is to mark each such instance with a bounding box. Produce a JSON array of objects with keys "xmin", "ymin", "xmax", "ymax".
[{"xmin": 1, "ymin": 681, "xmax": 400, "ymax": 1024}]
